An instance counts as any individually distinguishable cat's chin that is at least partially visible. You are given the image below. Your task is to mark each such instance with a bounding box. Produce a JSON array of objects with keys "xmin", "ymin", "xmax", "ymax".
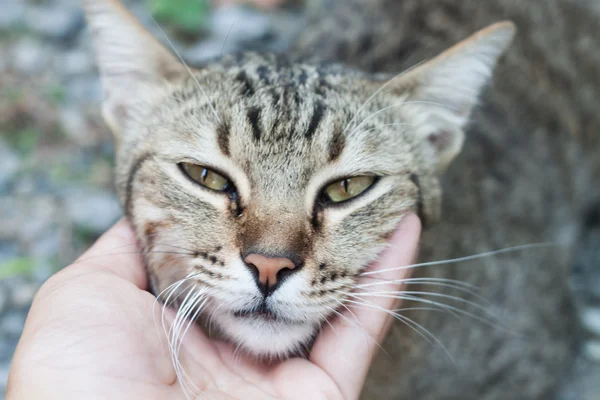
[{"xmin": 215, "ymin": 312, "xmax": 317, "ymax": 358}]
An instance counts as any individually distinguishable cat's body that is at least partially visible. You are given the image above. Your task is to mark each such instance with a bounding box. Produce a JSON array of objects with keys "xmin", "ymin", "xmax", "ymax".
[
  {"xmin": 84, "ymin": 0, "xmax": 600, "ymax": 398},
  {"xmin": 293, "ymin": 1, "xmax": 600, "ymax": 398}
]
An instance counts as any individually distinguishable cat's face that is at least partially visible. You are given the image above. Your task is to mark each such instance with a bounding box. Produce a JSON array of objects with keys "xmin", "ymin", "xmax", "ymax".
[
  {"xmin": 119, "ymin": 55, "xmax": 423, "ymax": 356},
  {"xmin": 85, "ymin": 0, "xmax": 514, "ymax": 357}
]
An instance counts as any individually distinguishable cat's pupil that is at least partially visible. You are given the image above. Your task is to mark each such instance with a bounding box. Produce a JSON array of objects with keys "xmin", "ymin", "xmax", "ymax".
[{"xmin": 342, "ymin": 179, "xmax": 349, "ymax": 193}]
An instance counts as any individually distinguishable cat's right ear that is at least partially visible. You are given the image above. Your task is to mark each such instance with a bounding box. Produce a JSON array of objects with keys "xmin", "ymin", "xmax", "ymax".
[
  {"xmin": 84, "ymin": 0, "xmax": 185, "ymax": 138},
  {"xmin": 382, "ymin": 22, "xmax": 516, "ymax": 173}
]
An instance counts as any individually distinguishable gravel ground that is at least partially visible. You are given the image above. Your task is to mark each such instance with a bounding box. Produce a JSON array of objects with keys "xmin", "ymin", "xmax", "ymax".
[{"xmin": 0, "ymin": 0, "xmax": 598, "ymax": 398}]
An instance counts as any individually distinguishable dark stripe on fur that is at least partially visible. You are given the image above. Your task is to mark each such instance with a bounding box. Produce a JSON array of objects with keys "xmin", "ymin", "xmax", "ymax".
[
  {"xmin": 305, "ymin": 101, "xmax": 325, "ymax": 139},
  {"xmin": 235, "ymin": 70, "xmax": 254, "ymax": 96},
  {"xmin": 328, "ymin": 130, "xmax": 345, "ymax": 161},
  {"xmin": 217, "ymin": 121, "xmax": 231, "ymax": 156},
  {"xmin": 125, "ymin": 152, "xmax": 154, "ymax": 218},
  {"xmin": 247, "ymin": 107, "xmax": 262, "ymax": 141}
]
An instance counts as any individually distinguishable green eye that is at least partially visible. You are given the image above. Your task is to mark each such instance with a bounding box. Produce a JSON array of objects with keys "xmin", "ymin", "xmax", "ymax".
[
  {"xmin": 180, "ymin": 163, "xmax": 231, "ymax": 192},
  {"xmin": 323, "ymin": 176, "xmax": 376, "ymax": 203}
]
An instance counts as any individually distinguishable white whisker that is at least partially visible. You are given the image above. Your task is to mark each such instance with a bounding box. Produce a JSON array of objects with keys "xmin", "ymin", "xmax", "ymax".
[
  {"xmin": 356, "ymin": 278, "xmax": 489, "ymax": 304},
  {"xmin": 345, "ymin": 291, "xmax": 508, "ymax": 330},
  {"xmin": 361, "ymin": 243, "xmax": 558, "ymax": 276},
  {"xmin": 342, "ymin": 297, "xmax": 455, "ymax": 363}
]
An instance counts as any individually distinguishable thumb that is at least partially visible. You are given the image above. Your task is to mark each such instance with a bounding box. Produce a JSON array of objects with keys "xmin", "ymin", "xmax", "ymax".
[{"xmin": 310, "ymin": 213, "xmax": 421, "ymax": 399}]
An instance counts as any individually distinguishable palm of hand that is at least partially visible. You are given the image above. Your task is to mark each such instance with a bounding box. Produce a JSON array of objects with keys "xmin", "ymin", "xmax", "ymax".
[{"xmin": 7, "ymin": 216, "xmax": 419, "ymax": 400}]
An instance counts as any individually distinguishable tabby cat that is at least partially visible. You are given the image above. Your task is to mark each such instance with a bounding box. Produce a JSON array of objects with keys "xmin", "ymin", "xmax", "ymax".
[{"xmin": 84, "ymin": 0, "xmax": 600, "ymax": 398}]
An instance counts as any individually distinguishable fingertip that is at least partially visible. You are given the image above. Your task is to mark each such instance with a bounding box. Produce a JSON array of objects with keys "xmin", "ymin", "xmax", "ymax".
[
  {"xmin": 109, "ymin": 218, "xmax": 137, "ymax": 241},
  {"xmin": 368, "ymin": 212, "xmax": 421, "ymax": 278},
  {"xmin": 390, "ymin": 212, "xmax": 422, "ymax": 245}
]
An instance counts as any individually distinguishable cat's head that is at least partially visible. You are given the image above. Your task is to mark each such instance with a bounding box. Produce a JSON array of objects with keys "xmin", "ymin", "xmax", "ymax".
[{"xmin": 85, "ymin": 0, "xmax": 514, "ymax": 357}]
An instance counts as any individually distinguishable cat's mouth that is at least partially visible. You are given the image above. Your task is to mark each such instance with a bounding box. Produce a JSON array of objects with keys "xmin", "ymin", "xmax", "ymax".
[{"xmin": 232, "ymin": 304, "xmax": 303, "ymax": 325}]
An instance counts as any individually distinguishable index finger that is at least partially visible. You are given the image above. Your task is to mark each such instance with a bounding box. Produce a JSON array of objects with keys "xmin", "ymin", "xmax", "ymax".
[
  {"xmin": 66, "ymin": 218, "xmax": 148, "ymax": 289},
  {"xmin": 310, "ymin": 213, "xmax": 421, "ymax": 399}
]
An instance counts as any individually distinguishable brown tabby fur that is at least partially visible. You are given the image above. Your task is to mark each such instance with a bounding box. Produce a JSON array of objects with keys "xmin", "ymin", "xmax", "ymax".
[{"xmin": 84, "ymin": 0, "xmax": 600, "ymax": 398}]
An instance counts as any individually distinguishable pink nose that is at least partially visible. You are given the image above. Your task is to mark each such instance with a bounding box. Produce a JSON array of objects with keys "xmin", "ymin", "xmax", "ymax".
[{"xmin": 244, "ymin": 253, "xmax": 297, "ymax": 287}]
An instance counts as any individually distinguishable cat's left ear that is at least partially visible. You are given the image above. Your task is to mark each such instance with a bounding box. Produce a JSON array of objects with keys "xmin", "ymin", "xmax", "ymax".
[
  {"xmin": 84, "ymin": 0, "xmax": 185, "ymax": 138},
  {"xmin": 387, "ymin": 22, "xmax": 516, "ymax": 172}
]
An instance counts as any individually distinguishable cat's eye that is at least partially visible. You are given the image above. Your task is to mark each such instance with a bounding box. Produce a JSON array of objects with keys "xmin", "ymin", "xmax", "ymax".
[
  {"xmin": 322, "ymin": 176, "xmax": 376, "ymax": 203},
  {"xmin": 179, "ymin": 163, "xmax": 231, "ymax": 192}
]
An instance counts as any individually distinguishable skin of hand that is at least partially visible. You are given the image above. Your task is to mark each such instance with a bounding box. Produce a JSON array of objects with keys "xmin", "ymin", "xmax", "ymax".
[{"xmin": 6, "ymin": 214, "xmax": 420, "ymax": 400}]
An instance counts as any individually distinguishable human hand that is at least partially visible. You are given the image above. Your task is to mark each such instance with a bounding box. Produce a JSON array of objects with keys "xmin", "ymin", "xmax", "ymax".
[{"xmin": 7, "ymin": 214, "xmax": 420, "ymax": 400}]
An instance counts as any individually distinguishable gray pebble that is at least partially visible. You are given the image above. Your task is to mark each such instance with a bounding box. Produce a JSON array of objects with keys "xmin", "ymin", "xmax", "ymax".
[
  {"xmin": 0, "ymin": 143, "xmax": 20, "ymax": 192},
  {"xmin": 185, "ymin": 38, "xmax": 232, "ymax": 65},
  {"xmin": 10, "ymin": 282, "xmax": 39, "ymax": 309},
  {"xmin": 16, "ymin": 197, "xmax": 61, "ymax": 244},
  {"xmin": 10, "ymin": 38, "xmax": 50, "ymax": 74},
  {"xmin": 65, "ymin": 75, "xmax": 103, "ymax": 104},
  {"xmin": 30, "ymin": 234, "xmax": 61, "ymax": 261},
  {"xmin": 0, "ymin": 0, "xmax": 25, "ymax": 30},
  {"xmin": 581, "ymin": 307, "xmax": 600, "ymax": 336},
  {"xmin": 210, "ymin": 6, "xmax": 271, "ymax": 41},
  {"xmin": 0, "ymin": 336, "xmax": 16, "ymax": 362},
  {"xmin": 63, "ymin": 188, "xmax": 122, "ymax": 234},
  {"xmin": 61, "ymin": 48, "xmax": 94, "ymax": 76},
  {"xmin": 59, "ymin": 107, "xmax": 93, "ymax": 147},
  {"xmin": 24, "ymin": 5, "xmax": 85, "ymax": 41},
  {"xmin": 1, "ymin": 311, "xmax": 26, "ymax": 337},
  {"xmin": 583, "ymin": 340, "xmax": 600, "ymax": 362},
  {"xmin": 0, "ymin": 364, "xmax": 8, "ymax": 394},
  {"xmin": 0, "ymin": 289, "xmax": 7, "ymax": 315}
]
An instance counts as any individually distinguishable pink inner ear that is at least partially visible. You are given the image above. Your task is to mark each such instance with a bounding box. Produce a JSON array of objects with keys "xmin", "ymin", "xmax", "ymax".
[{"xmin": 427, "ymin": 130, "xmax": 453, "ymax": 153}]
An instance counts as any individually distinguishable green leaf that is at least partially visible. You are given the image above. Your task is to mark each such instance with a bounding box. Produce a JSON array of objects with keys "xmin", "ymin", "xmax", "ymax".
[
  {"xmin": 0, "ymin": 258, "xmax": 37, "ymax": 279},
  {"xmin": 45, "ymin": 83, "xmax": 66, "ymax": 105},
  {"xmin": 147, "ymin": 0, "xmax": 209, "ymax": 34},
  {"xmin": 6, "ymin": 128, "xmax": 41, "ymax": 154}
]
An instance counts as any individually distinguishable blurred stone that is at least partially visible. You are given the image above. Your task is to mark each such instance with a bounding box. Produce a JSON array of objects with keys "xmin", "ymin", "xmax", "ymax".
[
  {"xmin": 211, "ymin": 6, "xmax": 271, "ymax": 41},
  {"xmin": 25, "ymin": 5, "xmax": 85, "ymax": 41},
  {"xmin": 0, "ymin": 288, "xmax": 7, "ymax": 314},
  {"xmin": 582, "ymin": 307, "xmax": 600, "ymax": 336},
  {"xmin": 0, "ymin": 337, "xmax": 13, "ymax": 362},
  {"xmin": 0, "ymin": 143, "xmax": 20, "ymax": 192},
  {"xmin": 0, "ymin": 241, "xmax": 19, "ymax": 264},
  {"xmin": 89, "ymin": 159, "xmax": 114, "ymax": 187},
  {"xmin": 64, "ymin": 188, "xmax": 122, "ymax": 233},
  {"xmin": 11, "ymin": 38, "xmax": 50, "ymax": 74},
  {"xmin": 65, "ymin": 75, "xmax": 102, "ymax": 103},
  {"xmin": 16, "ymin": 197, "xmax": 60, "ymax": 244},
  {"xmin": 0, "ymin": 0, "xmax": 25, "ymax": 31},
  {"xmin": 1, "ymin": 311, "xmax": 26, "ymax": 336},
  {"xmin": 583, "ymin": 340, "xmax": 600, "ymax": 362},
  {"xmin": 62, "ymin": 48, "xmax": 94, "ymax": 76},
  {"xmin": 30, "ymin": 232, "xmax": 61, "ymax": 260},
  {"xmin": 10, "ymin": 281, "xmax": 39, "ymax": 309},
  {"xmin": 10, "ymin": 176, "xmax": 36, "ymax": 196},
  {"xmin": 0, "ymin": 364, "xmax": 8, "ymax": 394},
  {"xmin": 59, "ymin": 107, "xmax": 93, "ymax": 147},
  {"xmin": 185, "ymin": 38, "xmax": 231, "ymax": 65}
]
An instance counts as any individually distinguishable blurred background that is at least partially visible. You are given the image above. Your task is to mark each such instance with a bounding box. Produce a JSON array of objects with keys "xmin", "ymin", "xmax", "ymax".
[
  {"xmin": 0, "ymin": 0, "xmax": 303, "ymax": 396},
  {"xmin": 1, "ymin": 0, "xmax": 599, "ymax": 398}
]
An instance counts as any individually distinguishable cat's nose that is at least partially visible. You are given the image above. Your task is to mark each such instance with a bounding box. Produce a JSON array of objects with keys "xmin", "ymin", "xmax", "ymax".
[{"xmin": 244, "ymin": 253, "xmax": 301, "ymax": 297}]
